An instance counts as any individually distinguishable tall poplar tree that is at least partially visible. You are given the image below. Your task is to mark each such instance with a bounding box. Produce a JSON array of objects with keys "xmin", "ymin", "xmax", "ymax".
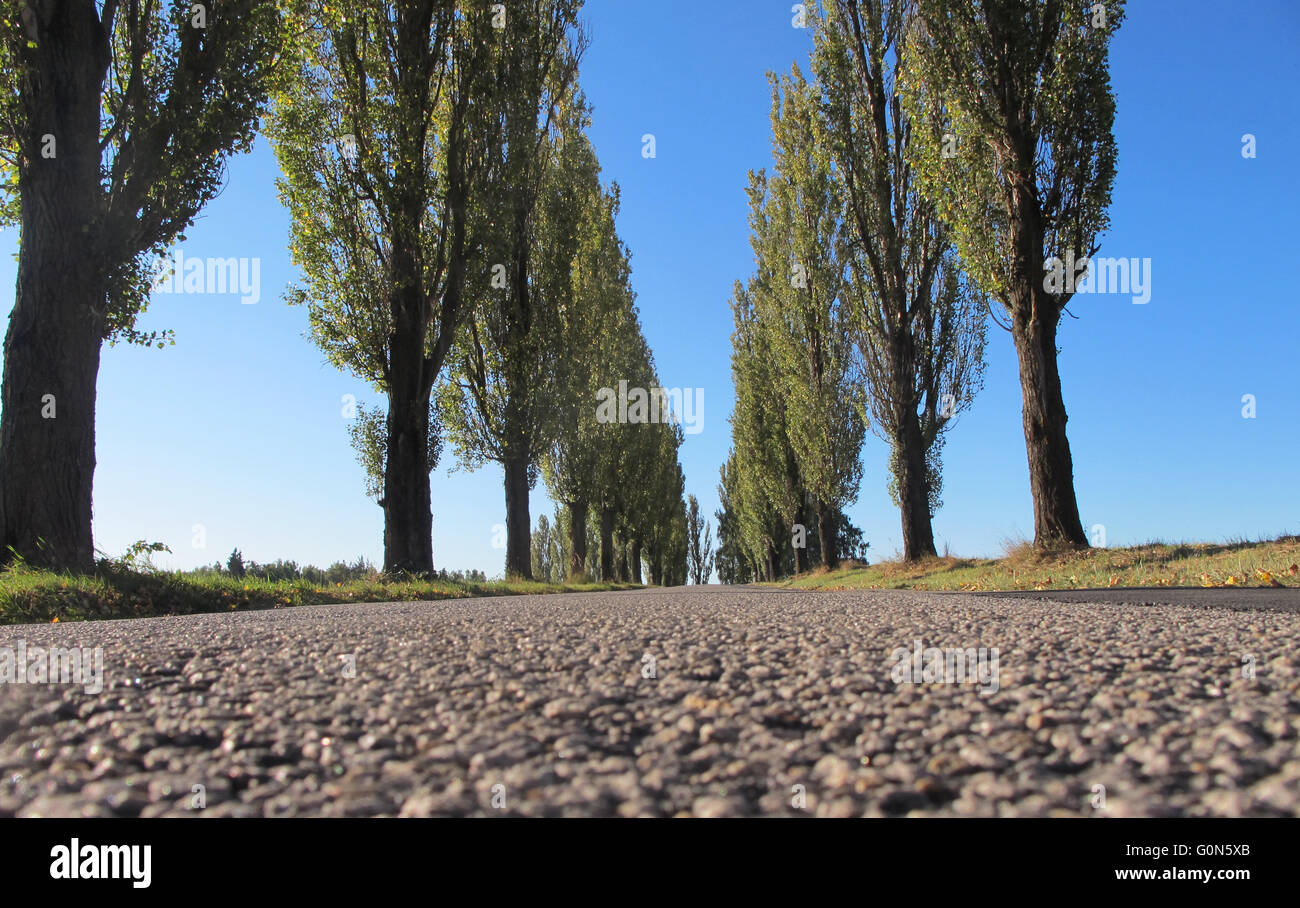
[
  {"xmin": 267, "ymin": 0, "xmax": 497, "ymax": 576},
  {"xmin": 0, "ymin": 0, "xmax": 282, "ymax": 570},
  {"xmin": 748, "ymin": 65, "xmax": 866, "ymax": 568},
  {"xmin": 438, "ymin": 0, "xmax": 585, "ymax": 579},
  {"xmin": 904, "ymin": 0, "xmax": 1122, "ymax": 548},
  {"xmin": 813, "ymin": 0, "xmax": 987, "ymax": 561}
]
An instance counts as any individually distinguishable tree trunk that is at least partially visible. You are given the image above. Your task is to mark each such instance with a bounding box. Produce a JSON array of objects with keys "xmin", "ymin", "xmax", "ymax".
[
  {"xmin": 630, "ymin": 537, "xmax": 642, "ymax": 584},
  {"xmin": 816, "ymin": 500, "xmax": 839, "ymax": 569},
  {"xmin": 566, "ymin": 499, "xmax": 587, "ymax": 580},
  {"xmin": 503, "ymin": 455, "xmax": 532, "ymax": 579},
  {"xmin": 1011, "ymin": 312, "xmax": 1088, "ymax": 549},
  {"xmin": 381, "ymin": 383, "xmax": 435, "ymax": 577},
  {"xmin": 792, "ymin": 503, "xmax": 808, "ymax": 574},
  {"xmin": 896, "ymin": 414, "xmax": 938, "ymax": 561},
  {"xmin": 0, "ymin": 20, "xmax": 109, "ymax": 573},
  {"xmin": 1007, "ymin": 168, "xmax": 1088, "ymax": 551},
  {"xmin": 615, "ymin": 539, "xmax": 628, "ymax": 582},
  {"xmin": 599, "ymin": 505, "xmax": 615, "ymax": 580},
  {"xmin": 382, "ymin": 249, "xmax": 436, "ymax": 578},
  {"xmin": 0, "ymin": 256, "xmax": 105, "ymax": 573}
]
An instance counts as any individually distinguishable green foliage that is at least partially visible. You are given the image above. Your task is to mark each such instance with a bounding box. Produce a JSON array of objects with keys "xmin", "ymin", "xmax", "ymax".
[
  {"xmin": 0, "ymin": 0, "xmax": 283, "ymax": 345},
  {"xmin": 266, "ymin": 0, "xmax": 498, "ymax": 385},
  {"xmin": 530, "ymin": 513, "xmax": 564, "ymax": 584},
  {"xmin": 347, "ymin": 402, "xmax": 444, "ymax": 500},
  {"xmin": 746, "ymin": 64, "xmax": 867, "ymax": 523},
  {"xmin": 812, "ymin": 1, "xmax": 988, "ymax": 522},
  {"xmin": 686, "ymin": 494, "xmax": 714, "ymax": 585},
  {"xmin": 99, "ymin": 540, "xmax": 172, "ymax": 573},
  {"xmin": 902, "ymin": 0, "xmax": 1124, "ymax": 317},
  {"xmin": 438, "ymin": 9, "xmax": 587, "ymax": 478}
]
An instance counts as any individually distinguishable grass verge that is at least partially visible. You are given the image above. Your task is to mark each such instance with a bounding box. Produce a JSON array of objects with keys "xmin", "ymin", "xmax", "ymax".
[
  {"xmin": 778, "ymin": 535, "xmax": 1300, "ymax": 593},
  {"xmin": 0, "ymin": 564, "xmax": 638, "ymax": 626}
]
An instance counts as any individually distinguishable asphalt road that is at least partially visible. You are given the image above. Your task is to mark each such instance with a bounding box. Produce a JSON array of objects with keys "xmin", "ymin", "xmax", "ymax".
[{"xmin": 1, "ymin": 585, "xmax": 1296, "ymax": 817}]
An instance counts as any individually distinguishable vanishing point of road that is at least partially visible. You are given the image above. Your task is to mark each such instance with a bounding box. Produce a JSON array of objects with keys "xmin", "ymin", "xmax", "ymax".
[{"xmin": 1, "ymin": 585, "xmax": 1296, "ymax": 817}]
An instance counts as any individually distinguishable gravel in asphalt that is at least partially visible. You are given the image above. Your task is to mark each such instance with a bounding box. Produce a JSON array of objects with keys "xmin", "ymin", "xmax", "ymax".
[{"xmin": 0, "ymin": 586, "xmax": 1296, "ymax": 817}]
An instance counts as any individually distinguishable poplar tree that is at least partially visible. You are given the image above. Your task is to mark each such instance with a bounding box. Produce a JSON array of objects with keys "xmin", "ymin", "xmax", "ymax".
[
  {"xmin": 748, "ymin": 65, "xmax": 867, "ymax": 568},
  {"xmin": 0, "ymin": 0, "xmax": 282, "ymax": 570},
  {"xmin": 904, "ymin": 0, "xmax": 1122, "ymax": 548},
  {"xmin": 438, "ymin": 0, "xmax": 585, "ymax": 579},
  {"xmin": 538, "ymin": 118, "xmax": 627, "ymax": 581},
  {"xmin": 266, "ymin": 0, "xmax": 496, "ymax": 576},
  {"xmin": 813, "ymin": 0, "xmax": 987, "ymax": 561}
]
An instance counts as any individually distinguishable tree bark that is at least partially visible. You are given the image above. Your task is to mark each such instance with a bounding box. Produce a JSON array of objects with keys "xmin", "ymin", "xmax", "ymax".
[
  {"xmin": 1011, "ymin": 312, "xmax": 1089, "ymax": 549},
  {"xmin": 0, "ymin": 252, "xmax": 105, "ymax": 573},
  {"xmin": 381, "ymin": 382, "xmax": 435, "ymax": 577},
  {"xmin": 0, "ymin": 11, "xmax": 109, "ymax": 573},
  {"xmin": 629, "ymin": 537, "xmax": 642, "ymax": 584},
  {"xmin": 615, "ymin": 539, "xmax": 628, "ymax": 582},
  {"xmin": 599, "ymin": 505, "xmax": 615, "ymax": 581},
  {"xmin": 897, "ymin": 413, "xmax": 938, "ymax": 561},
  {"xmin": 816, "ymin": 500, "xmax": 839, "ymax": 570},
  {"xmin": 382, "ymin": 237, "xmax": 436, "ymax": 577},
  {"xmin": 566, "ymin": 499, "xmax": 587, "ymax": 580},
  {"xmin": 1007, "ymin": 166, "xmax": 1089, "ymax": 550},
  {"xmin": 503, "ymin": 455, "xmax": 532, "ymax": 579}
]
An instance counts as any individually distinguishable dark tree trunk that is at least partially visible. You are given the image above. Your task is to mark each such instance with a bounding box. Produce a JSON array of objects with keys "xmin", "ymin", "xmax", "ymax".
[
  {"xmin": 503, "ymin": 455, "xmax": 532, "ymax": 579},
  {"xmin": 615, "ymin": 540, "xmax": 628, "ymax": 582},
  {"xmin": 1011, "ymin": 313, "xmax": 1089, "ymax": 549},
  {"xmin": 382, "ymin": 256, "xmax": 435, "ymax": 577},
  {"xmin": 1007, "ymin": 170, "xmax": 1088, "ymax": 551},
  {"xmin": 816, "ymin": 500, "xmax": 839, "ymax": 570},
  {"xmin": 792, "ymin": 503, "xmax": 808, "ymax": 574},
  {"xmin": 897, "ymin": 413, "xmax": 938, "ymax": 562},
  {"xmin": 599, "ymin": 505, "xmax": 615, "ymax": 581},
  {"xmin": 381, "ymin": 385, "xmax": 435, "ymax": 577},
  {"xmin": 0, "ymin": 12, "xmax": 109, "ymax": 573},
  {"xmin": 629, "ymin": 537, "xmax": 642, "ymax": 584},
  {"xmin": 0, "ymin": 256, "xmax": 105, "ymax": 573},
  {"xmin": 566, "ymin": 499, "xmax": 587, "ymax": 580}
]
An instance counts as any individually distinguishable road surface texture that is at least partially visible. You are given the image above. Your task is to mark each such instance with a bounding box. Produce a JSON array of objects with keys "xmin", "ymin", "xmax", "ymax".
[{"xmin": 1, "ymin": 585, "xmax": 1296, "ymax": 817}]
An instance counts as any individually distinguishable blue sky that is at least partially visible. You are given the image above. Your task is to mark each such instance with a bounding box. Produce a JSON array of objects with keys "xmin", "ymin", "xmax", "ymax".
[{"xmin": 1, "ymin": 0, "xmax": 1296, "ymax": 576}]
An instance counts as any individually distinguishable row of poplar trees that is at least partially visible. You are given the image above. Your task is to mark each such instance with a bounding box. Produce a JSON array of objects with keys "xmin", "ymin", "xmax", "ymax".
[
  {"xmin": 0, "ymin": 0, "xmax": 688, "ymax": 583},
  {"xmin": 717, "ymin": 0, "xmax": 1121, "ymax": 581}
]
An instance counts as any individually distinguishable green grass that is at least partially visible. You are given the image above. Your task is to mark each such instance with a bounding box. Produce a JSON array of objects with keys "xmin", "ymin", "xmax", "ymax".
[
  {"xmin": 0, "ymin": 563, "xmax": 637, "ymax": 626},
  {"xmin": 777, "ymin": 535, "xmax": 1300, "ymax": 593}
]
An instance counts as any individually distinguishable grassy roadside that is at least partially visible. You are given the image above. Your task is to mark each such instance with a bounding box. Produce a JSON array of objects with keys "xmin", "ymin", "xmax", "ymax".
[
  {"xmin": 778, "ymin": 536, "xmax": 1300, "ymax": 593},
  {"xmin": 0, "ymin": 564, "xmax": 638, "ymax": 626}
]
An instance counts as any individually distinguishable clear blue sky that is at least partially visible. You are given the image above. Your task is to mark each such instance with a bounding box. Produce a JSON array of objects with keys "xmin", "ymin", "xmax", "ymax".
[{"xmin": 1, "ymin": 0, "xmax": 1296, "ymax": 575}]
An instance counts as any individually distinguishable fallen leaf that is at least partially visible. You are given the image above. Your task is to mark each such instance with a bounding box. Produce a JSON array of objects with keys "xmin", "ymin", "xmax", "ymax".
[{"xmin": 1257, "ymin": 569, "xmax": 1282, "ymax": 588}]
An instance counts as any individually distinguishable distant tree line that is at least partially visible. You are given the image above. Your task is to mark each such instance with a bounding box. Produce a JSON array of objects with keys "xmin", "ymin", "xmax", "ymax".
[{"xmin": 201, "ymin": 548, "xmax": 486, "ymax": 585}]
